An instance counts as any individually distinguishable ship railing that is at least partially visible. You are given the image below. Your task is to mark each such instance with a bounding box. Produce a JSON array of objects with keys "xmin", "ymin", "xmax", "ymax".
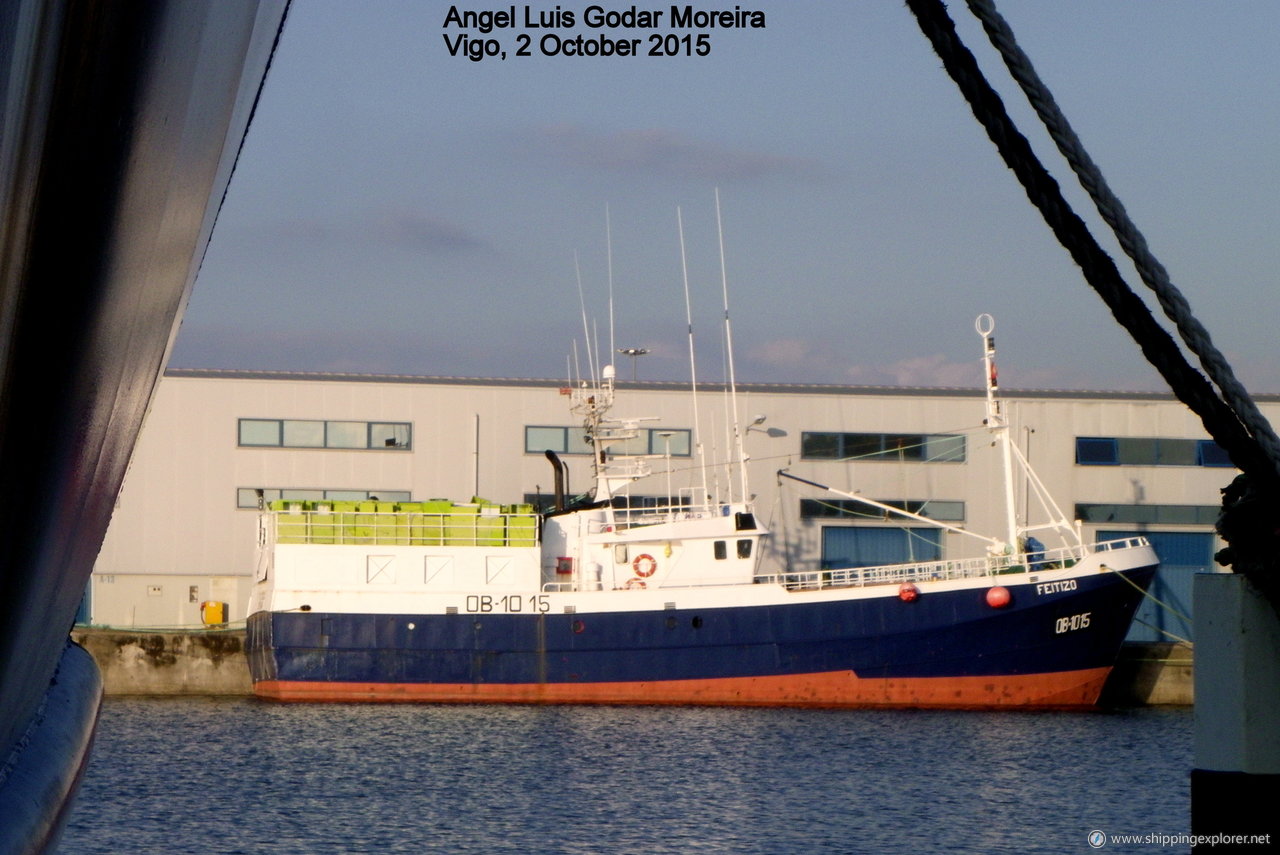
[
  {"xmin": 760, "ymin": 537, "xmax": 1148, "ymax": 592},
  {"xmin": 587, "ymin": 500, "xmax": 723, "ymax": 534},
  {"xmin": 599, "ymin": 457, "xmax": 653, "ymax": 481},
  {"xmin": 266, "ymin": 506, "xmax": 540, "ymax": 548},
  {"xmin": 1092, "ymin": 535, "xmax": 1150, "ymax": 553}
]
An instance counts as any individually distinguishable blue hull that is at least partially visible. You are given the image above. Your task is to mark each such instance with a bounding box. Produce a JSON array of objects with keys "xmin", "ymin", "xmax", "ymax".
[{"xmin": 247, "ymin": 565, "xmax": 1155, "ymax": 707}]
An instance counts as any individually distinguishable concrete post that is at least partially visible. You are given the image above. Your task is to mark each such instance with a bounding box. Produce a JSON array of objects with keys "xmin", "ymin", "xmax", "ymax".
[{"xmin": 1192, "ymin": 572, "xmax": 1280, "ymax": 843}]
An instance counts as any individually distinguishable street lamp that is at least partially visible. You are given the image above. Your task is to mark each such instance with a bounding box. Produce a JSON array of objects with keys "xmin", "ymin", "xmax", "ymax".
[
  {"xmin": 617, "ymin": 347, "xmax": 649, "ymax": 380},
  {"xmin": 746, "ymin": 414, "xmax": 786, "ymax": 438}
]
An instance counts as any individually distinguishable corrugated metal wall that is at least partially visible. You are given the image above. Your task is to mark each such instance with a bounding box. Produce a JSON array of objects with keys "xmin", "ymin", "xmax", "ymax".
[{"xmin": 1100, "ymin": 529, "xmax": 1212, "ymax": 643}]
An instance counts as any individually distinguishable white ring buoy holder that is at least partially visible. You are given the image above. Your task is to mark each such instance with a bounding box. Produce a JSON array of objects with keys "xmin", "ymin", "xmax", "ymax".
[{"xmin": 633, "ymin": 553, "xmax": 658, "ymax": 577}]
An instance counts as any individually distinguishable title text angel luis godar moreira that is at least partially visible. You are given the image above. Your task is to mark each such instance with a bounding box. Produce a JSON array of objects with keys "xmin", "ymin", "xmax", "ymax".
[{"xmin": 442, "ymin": 5, "xmax": 767, "ymax": 62}]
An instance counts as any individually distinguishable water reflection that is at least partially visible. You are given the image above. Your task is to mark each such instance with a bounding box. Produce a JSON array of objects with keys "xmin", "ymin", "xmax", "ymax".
[{"xmin": 59, "ymin": 699, "xmax": 1190, "ymax": 854}]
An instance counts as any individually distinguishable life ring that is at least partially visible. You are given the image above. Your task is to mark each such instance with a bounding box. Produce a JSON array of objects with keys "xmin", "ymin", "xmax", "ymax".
[
  {"xmin": 632, "ymin": 553, "xmax": 658, "ymax": 577},
  {"xmin": 625, "ymin": 578, "xmax": 647, "ymax": 590}
]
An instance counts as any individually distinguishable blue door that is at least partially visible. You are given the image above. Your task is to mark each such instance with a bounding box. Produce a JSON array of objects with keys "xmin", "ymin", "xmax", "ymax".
[
  {"xmin": 1099, "ymin": 529, "xmax": 1213, "ymax": 643},
  {"xmin": 821, "ymin": 526, "xmax": 943, "ymax": 569}
]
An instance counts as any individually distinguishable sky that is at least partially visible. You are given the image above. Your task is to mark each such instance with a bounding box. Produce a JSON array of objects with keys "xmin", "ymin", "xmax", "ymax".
[{"xmin": 171, "ymin": 1, "xmax": 1279, "ymax": 394}]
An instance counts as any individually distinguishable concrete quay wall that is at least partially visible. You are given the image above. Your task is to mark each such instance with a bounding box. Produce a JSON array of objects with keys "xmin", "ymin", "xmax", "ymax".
[
  {"xmin": 1100, "ymin": 642, "xmax": 1194, "ymax": 707},
  {"xmin": 72, "ymin": 627, "xmax": 252, "ymax": 696},
  {"xmin": 70, "ymin": 629, "xmax": 1193, "ymax": 705}
]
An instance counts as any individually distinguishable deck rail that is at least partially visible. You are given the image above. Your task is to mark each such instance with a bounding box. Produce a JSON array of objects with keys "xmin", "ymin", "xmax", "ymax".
[
  {"xmin": 584, "ymin": 503, "xmax": 728, "ymax": 534},
  {"xmin": 754, "ymin": 537, "xmax": 1149, "ymax": 592}
]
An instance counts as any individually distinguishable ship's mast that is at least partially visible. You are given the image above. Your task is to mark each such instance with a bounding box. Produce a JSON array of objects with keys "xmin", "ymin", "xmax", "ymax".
[
  {"xmin": 716, "ymin": 189, "xmax": 749, "ymax": 506},
  {"xmin": 977, "ymin": 314, "xmax": 1020, "ymax": 553}
]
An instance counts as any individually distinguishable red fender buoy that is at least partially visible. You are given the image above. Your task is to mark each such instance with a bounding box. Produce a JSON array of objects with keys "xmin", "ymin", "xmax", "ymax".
[
  {"xmin": 898, "ymin": 583, "xmax": 919, "ymax": 602},
  {"xmin": 986, "ymin": 586, "xmax": 1012, "ymax": 608}
]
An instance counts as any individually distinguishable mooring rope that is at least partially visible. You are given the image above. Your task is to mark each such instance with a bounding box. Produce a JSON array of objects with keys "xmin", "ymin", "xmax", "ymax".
[
  {"xmin": 964, "ymin": 0, "xmax": 1280, "ymax": 481},
  {"xmin": 902, "ymin": 0, "xmax": 1276, "ymax": 490},
  {"xmin": 1130, "ymin": 617, "xmax": 1193, "ymax": 648},
  {"xmin": 903, "ymin": 0, "xmax": 1280, "ymax": 613}
]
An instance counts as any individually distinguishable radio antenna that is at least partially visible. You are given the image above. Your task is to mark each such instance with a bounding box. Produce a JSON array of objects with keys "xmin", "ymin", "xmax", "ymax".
[{"xmin": 678, "ymin": 206, "xmax": 710, "ymax": 505}]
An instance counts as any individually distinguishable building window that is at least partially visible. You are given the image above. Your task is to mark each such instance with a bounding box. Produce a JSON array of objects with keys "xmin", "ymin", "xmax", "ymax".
[
  {"xmin": 371, "ymin": 422, "xmax": 412, "ymax": 449},
  {"xmin": 525, "ymin": 426, "xmax": 691, "ymax": 457},
  {"xmin": 282, "ymin": 420, "xmax": 324, "ymax": 447},
  {"xmin": 1197, "ymin": 440, "xmax": 1233, "ymax": 467},
  {"xmin": 1074, "ymin": 503, "xmax": 1219, "ymax": 526},
  {"xmin": 800, "ymin": 432, "xmax": 965, "ymax": 463},
  {"xmin": 238, "ymin": 419, "xmax": 412, "ymax": 450},
  {"xmin": 237, "ymin": 488, "xmax": 413, "ymax": 509},
  {"xmin": 821, "ymin": 526, "xmax": 943, "ymax": 570},
  {"xmin": 324, "ymin": 421, "xmax": 366, "ymax": 449},
  {"xmin": 1075, "ymin": 437, "xmax": 1232, "ymax": 468},
  {"xmin": 1074, "ymin": 437, "xmax": 1118, "ymax": 465},
  {"xmin": 238, "ymin": 419, "xmax": 281, "ymax": 446},
  {"xmin": 800, "ymin": 499, "xmax": 965, "ymax": 522}
]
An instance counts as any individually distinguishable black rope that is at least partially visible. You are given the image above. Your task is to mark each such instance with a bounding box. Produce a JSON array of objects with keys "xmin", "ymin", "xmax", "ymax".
[
  {"xmin": 903, "ymin": 0, "xmax": 1280, "ymax": 610},
  {"xmin": 964, "ymin": 0, "xmax": 1280, "ymax": 478},
  {"xmin": 902, "ymin": 0, "xmax": 1275, "ymax": 490}
]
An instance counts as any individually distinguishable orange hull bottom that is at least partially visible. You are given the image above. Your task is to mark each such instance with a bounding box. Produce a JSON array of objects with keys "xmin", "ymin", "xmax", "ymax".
[{"xmin": 255, "ymin": 666, "xmax": 1113, "ymax": 709}]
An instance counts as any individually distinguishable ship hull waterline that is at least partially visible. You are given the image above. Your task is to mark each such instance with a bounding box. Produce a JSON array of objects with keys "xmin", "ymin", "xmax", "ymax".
[{"xmin": 247, "ymin": 564, "xmax": 1156, "ymax": 710}]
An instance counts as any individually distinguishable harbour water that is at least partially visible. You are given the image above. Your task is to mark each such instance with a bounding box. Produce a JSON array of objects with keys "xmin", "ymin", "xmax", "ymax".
[{"xmin": 58, "ymin": 698, "xmax": 1191, "ymax": 854}]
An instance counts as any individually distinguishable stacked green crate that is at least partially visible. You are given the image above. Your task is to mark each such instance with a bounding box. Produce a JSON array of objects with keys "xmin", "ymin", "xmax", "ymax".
[
  {"xmin": 372, "ymin": 501, "xmax": 401, "ymax": 544},
  {"xmin": 396, "ymin": 502, "xmax": 420, "ymax": 545},
  {"xmin": 351, "ymin": 501, "xmax": 377, "ymax": 543},
  {"xmin": 476, "ymin": 510, "xmax": 506, "ymax": 546},
  {"xmin": 417, "ymin": 500, "xmax": 451, "ymax": 545},
  {"xmin": 446, "ymin": 504, "xmax": 479, "ymax": 545},
  {"xmin": 329, "ymin": 501, "xmax": 359, "ymax": 543},
  {"xmin": 506, "ymin": 506, "xmax": 537, "ymax": 546},
  {"xmin": 310, "ymin": 502, "xmax": 337, "ymax": 543},
  {"xmin": 269, "ymin": 498, "xmax": 539, "ymax": 547},
  {"xmin": 273, "ymin": 500, "xmax": 308, "ymax": 543}
]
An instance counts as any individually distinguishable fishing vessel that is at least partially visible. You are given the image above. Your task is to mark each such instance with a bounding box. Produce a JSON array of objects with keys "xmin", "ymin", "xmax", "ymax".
[{"xmin": 245, "ymin": 314, "xmax": 1157, "ymax": 708}]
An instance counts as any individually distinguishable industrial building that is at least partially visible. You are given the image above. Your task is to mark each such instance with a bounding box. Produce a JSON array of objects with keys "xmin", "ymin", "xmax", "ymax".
[{"xmin": 88, "ymin": 367, "xmax": 1269, "ymax": 645}]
